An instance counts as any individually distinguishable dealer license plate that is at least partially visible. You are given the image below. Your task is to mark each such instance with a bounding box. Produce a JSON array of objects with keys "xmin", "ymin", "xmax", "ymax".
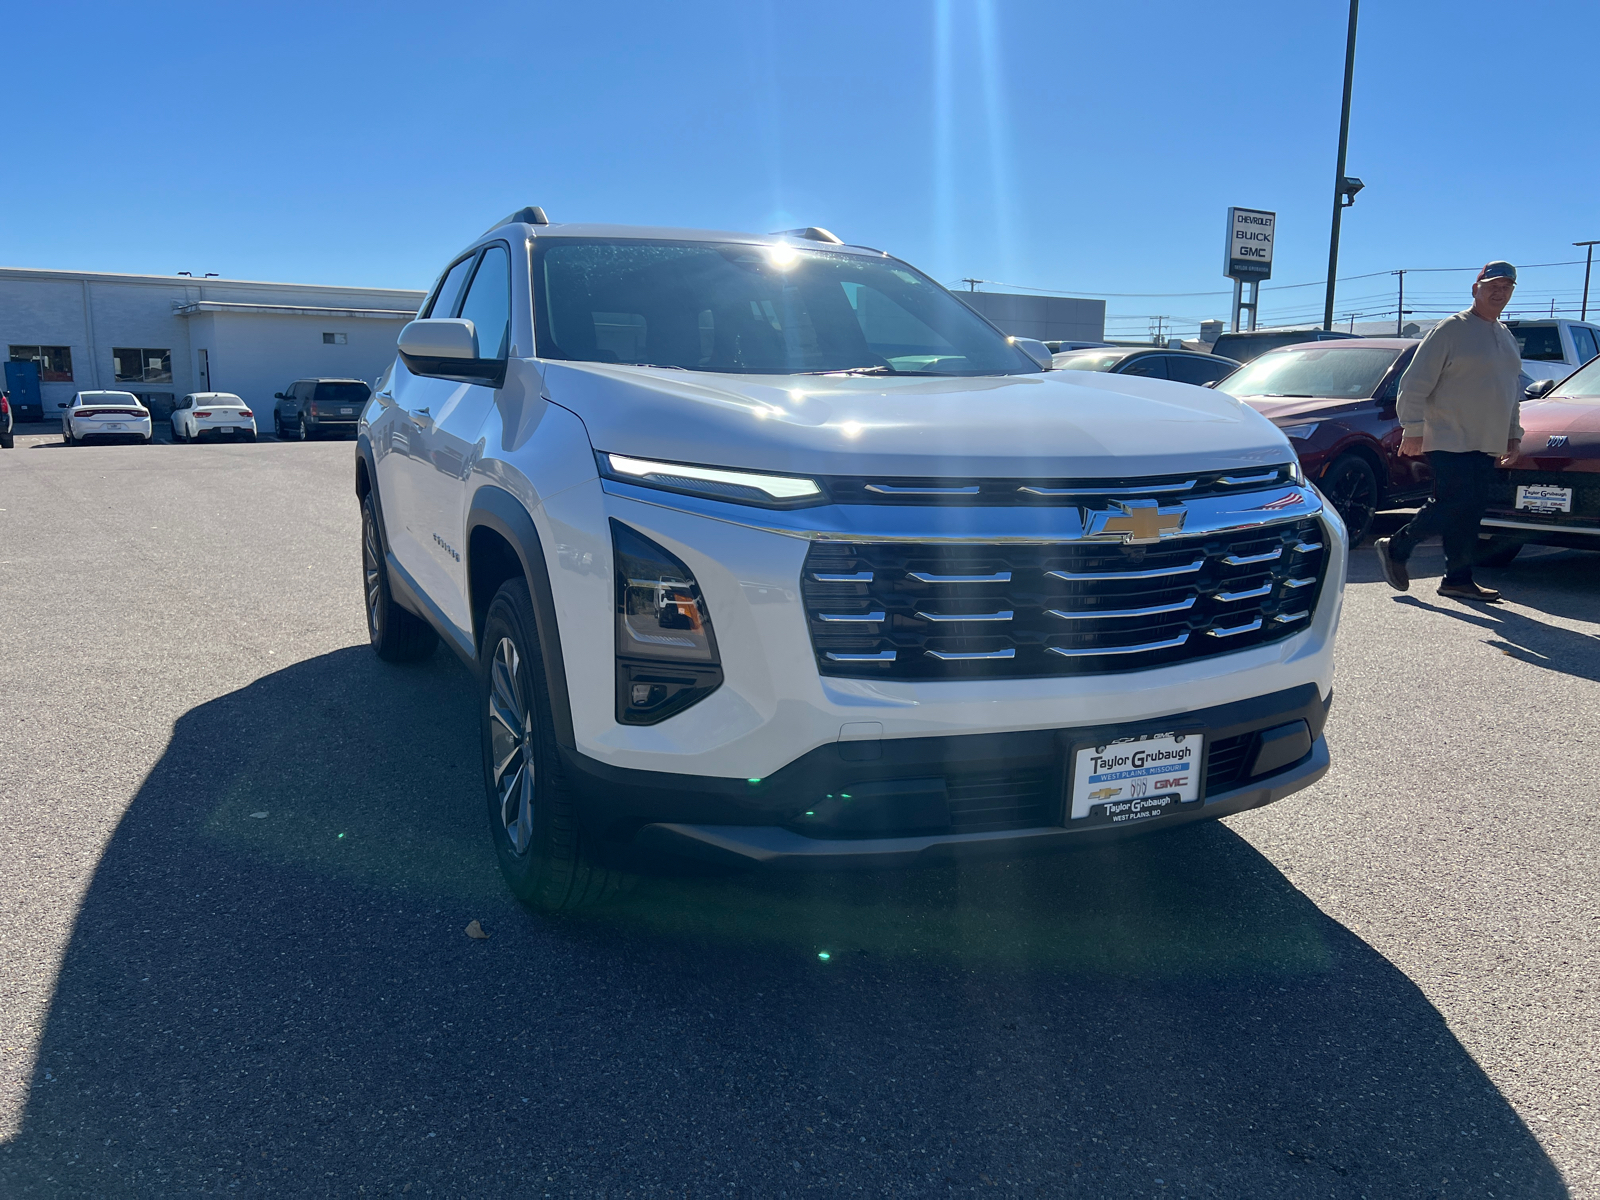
[
  {"xmin": 106, "ymin": 422, "xmax": 124, "ymax": 430},
  {"xmin": 341, "ymin": 407, "xmax": 354, "ymax": 415},
  {"xmin": 1070, "ymin": 731, "xmax": 1202, "ymax": 824},
  {"xmin": 1516, "ymin": 484, "xmax": 1571, "ymax": 514}
]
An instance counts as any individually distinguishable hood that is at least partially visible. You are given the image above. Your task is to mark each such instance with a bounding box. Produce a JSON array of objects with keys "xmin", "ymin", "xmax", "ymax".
[
  {"xmin": 1504, "ymin": 396, "xmax": 1600, "ymax": 470},
  {"xmin": 540, "ymin": 363, "xmax": 1292, "ymax": 479},
  {"xmin": 1242, "ymin": 395, "xmax": 1372, "ymax": 424}
]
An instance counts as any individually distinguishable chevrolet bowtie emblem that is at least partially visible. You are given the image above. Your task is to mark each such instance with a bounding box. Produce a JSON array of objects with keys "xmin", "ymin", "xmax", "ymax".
[{"xmin": 1087, "ymin": 499, "xmax": 1188, "ymax": 544}]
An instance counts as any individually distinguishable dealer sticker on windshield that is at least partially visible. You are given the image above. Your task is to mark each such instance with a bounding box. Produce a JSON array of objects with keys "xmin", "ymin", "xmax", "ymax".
[
  {"xmin": 1070, "ymin": 732, "xmax": 1201, "ymax": 824},
  {"xmin": 1516, "ymin": 484, "xmax": 1572, "ymax": 514}
]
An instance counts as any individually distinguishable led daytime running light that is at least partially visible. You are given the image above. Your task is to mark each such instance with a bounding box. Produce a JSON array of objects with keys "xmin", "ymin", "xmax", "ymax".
[{"xmin": 606, "ymin": 453, "xmax": 821, "ymax": 500}]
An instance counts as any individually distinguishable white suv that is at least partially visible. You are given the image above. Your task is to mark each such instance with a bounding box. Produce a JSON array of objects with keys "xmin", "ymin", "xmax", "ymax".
[{"xmin": 358, "ymin": 209, "xmax": 1347, "ymax": 909}]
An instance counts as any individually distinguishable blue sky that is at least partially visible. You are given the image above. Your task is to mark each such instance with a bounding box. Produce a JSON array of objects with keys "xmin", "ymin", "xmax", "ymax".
[{"xmin": 5, "ymin": 1, "xmax": 1596, "ymax": 336}]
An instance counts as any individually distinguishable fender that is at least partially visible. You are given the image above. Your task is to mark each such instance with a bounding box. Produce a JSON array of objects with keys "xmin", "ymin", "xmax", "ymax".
[
  {"xmin": 466, "ymin": 485, "xmax": 577, "ymax": 750},
  {"xmin": 355, "ymin": 434, "xmax": 392, "ymax": 558}
]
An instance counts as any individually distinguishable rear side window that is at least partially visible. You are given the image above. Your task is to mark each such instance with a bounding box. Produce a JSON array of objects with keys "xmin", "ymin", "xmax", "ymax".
[
  {"xmin": 1571, "ymin": 325, "xmax": 1598, "ymax": 365},
  {"xmin": 426, "ymin": 255, "xmax": 479, "ymax": 319},
  {"xmin": 314, "ymin": 382, "xmax": 372, "ymax": 405},
  {"xmin": 1510, "ymin": 325, "xmax": 1565, "ymax": 361},
  {"xmin": 1120, "ymin": 355, "xmax": 1168, "ymax": 379},
  {"xmin": 456, "ymin": 245, "xmax": 511, "ymax": 360},
  {"xmin": 1165, "ymin": 355, "xmax": 1231, "ymax": 386}
]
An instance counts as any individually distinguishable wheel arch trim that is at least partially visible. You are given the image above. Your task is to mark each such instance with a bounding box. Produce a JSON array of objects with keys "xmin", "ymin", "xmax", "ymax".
[{"xmin": 466, "ymin": 485, "xmax": 578, "ymax": 750}]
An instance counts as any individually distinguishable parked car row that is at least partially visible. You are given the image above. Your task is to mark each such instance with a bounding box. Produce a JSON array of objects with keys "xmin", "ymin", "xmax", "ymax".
[{"xmin": 37, "ymin": 378, "xmax": 374, "ymax": 446}]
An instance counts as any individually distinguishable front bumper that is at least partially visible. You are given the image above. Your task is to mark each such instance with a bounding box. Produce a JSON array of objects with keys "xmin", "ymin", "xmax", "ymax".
[
  {"xmin": 537, "ymin": 476, "xmax": 1347, "ymax": 780},
  {"xmin": 566, "ymin": 683, "xmax": 1331, "ymax": 867}
]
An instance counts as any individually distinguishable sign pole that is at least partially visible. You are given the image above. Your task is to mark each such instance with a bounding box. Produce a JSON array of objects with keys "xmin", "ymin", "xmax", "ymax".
[
  {"xmin": 1231, "ymin": 278, "xmax": 1244, "ymax": 333},
  {"xmin": 1323, "ymin": 0, "xmax": 1360, "ymax": 331},
  {"xmin": 1224, "ymin": 206, "xmax": 1275, "ymax": 332}
]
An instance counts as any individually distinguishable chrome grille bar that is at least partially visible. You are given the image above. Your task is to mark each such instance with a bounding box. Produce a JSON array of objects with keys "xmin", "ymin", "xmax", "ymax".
[
  {"xmin": 1046, "ymin": 559, "xmax": 1203, "ymax": 581},
  {"xmin": 813, "ymin": 571, "xmax": 872, "ymax": 582},
  {"xmin": 1208, "ymin": 617, "xmax": 1264, "ymax": 638},
  {"xmin": 866, "ymin": 483, "xmax": 980, "ymax": 495},
  {"xmin": 915, "ymin": 610, "xmax": 1014, "ymax": 622},
  {"xmin": 1215, "ymin": 583, "xmax": 1273, "ymax": 603},
  {"xmin": 1018, "ymin": 480, "xmax": 1196, "ymax": 497},
  {"xmin": 924, "ymin": 648, "xmax": 1016, "ymax": 661},
  {"xmin": 1047, "ymin": 597, "xmax": 1196, "ymax": 620},
  {"xmin": 825, "ymin": 650, "xmax": 897, "ymax": 662},
  {"xmin": 817, "ymin": 611, "xmax": 886, "ymax": 622},
  {"xmin": 1222, "ymin": 548, "xmax": 1283, "ymax": 566},
  {"xmin": 908, "ymin": 570, "xmax": 1012, "ymax": 583},
  {"xmin": 1048, "ymin": 632, "xmax": 1190, "ymax": 657},
  {"xmin": 1218, "ymin": 471, "xmax": 1281, "ymax": 486}
]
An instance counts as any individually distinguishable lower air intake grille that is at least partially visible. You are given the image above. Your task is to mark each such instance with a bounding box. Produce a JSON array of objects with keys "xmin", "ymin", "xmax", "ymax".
[
  {"xmin": 802, "ymin": 518, "xmax": 1327, "ymax": 679},
  {"xmin": 945, "ymin": 769, "xmax": 1054, "ymax": 832}
]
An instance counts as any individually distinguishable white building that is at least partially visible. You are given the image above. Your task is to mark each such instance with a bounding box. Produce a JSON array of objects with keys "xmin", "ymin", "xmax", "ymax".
[
  {"xmin": 0, "ymin": 266, "xmax": 425, "ymax": 423},
  {"xmin": 955, "ymin": 290, "xmax": 1106, "ymax": 343}
]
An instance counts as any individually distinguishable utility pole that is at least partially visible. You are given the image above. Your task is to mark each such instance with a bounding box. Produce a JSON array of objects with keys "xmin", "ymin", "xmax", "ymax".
[
  {"xmin": 959, "ymin": 278, "xmax": 984, "ymax": 292},
  {"xmin": 1323, "ymin": 0, "xmax": 1361, "ymax": 331},
  {"xmin": 1393, "ymin": 269, "xmax": 1406, "ymax": 336},
  {"xmin": 1575, "ymin": 241, "xmax": 1599, "ymax": 322}
]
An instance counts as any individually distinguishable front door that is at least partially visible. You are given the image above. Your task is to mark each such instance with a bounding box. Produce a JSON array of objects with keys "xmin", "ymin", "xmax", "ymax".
[
  {"xmin": 196, "ymin": 349, "xmax": 210, "ymax": 392},
  {"xmin": 406, "ymin": 243, "xmax": 512, "ymax": 638}
]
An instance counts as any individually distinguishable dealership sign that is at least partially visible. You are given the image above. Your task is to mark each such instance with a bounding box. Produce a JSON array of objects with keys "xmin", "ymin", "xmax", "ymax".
[{"xmin": 1224, "ymin": 207, "xmax": 1275, "ymax": 280}]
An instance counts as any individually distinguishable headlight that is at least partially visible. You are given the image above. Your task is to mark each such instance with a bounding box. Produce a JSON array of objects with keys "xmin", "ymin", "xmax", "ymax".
[
  {"xmin": 612, "ymin": 520, "xmax": 723, "ymax": 725},
  {"xmin": 1280, "ymin": 422, "xmax": 1320, "ymax": 441},
  {"xmin": 599, "ymin": 452, "xmax": 824, "ymax": 508},
  {"xmin": 1287, "ymin": 459, "xmax": 1306, "ymax": 485}
]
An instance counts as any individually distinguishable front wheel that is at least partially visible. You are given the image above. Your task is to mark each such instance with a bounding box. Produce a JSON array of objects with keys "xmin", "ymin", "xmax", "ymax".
[
  {"xmin": 361, "ymin": 493, "xmax": 437, "ymax": 663},
  {"xmin": 296, "ymin": 416, "xmax": 308, "ymax": 441},
  {"xmin": 1321, "ymin": 454, "xmax": 1380, "ymax": 546},
  {"xmin": 480, "ymin": 578, "xmax": 629, "ymax": 911}
]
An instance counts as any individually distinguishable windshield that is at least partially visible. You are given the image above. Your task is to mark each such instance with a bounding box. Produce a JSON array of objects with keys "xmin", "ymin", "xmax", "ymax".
[
  {"xmin": 314, "ymin": 382, "xmax": 372, "ymax": 404},
  {"xmin": 1216, "ymin": 346, "xmax": 1401, "ymax": 399},
  {"xmin": 1507, "ymin": 324, "xmax": 1564, "ymax": 362},
  {"xmin": 531, "ymin": 239, "xmax": 1037, "ymax": 376},
  {"xmin": 1053, "ymin": 351, "xmax": 1127, "ymax": 373},
  {"xmin": 1553, "ymin": 356, "xmax": 1600, "ymax": 399}
]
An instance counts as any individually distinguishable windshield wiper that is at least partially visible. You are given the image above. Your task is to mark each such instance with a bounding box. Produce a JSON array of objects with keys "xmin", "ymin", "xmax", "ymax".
[
  {"xmin": 799, "ymin": 365, "xmax": 952, "ymax": 377},
  {"xmin": 1263, "ymin": 393, "xmax": 1315, "ymax": 398}
]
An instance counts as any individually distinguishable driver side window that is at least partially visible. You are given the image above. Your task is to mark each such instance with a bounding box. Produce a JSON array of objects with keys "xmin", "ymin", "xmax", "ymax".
[{"xmin": 456, "ymin": 245, "xmax": 512, "ymax": 361}]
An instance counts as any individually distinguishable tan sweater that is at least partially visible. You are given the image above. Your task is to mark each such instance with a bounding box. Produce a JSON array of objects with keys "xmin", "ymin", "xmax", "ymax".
[{"xmin": 1396, "ymin": 309, "xmax": 1523, "ymax": 454}]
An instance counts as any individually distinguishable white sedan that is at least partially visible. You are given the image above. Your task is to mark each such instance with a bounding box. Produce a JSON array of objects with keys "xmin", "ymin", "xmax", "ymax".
[
  {"xmin": 171, "ymin": 393, "xmax": 257, "ymax": 442},
  {"xmin": 62, "ymin": 391, "xmax": 153, "ymax": 445}
]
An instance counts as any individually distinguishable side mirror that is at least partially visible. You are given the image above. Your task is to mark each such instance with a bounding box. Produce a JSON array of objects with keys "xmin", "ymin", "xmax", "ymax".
[
  {"xmin": 397, "ymin": 318, "xmax": 505, "ymax": 385},
  {"xmin": 1525, "ymin": 377, "xmax": 1558, "ymax": 400},
  {"xmin": 273, "ymin": 392, "xmax": 284, "ymax": 400},
  {"xmin": 1009, "ymin": 337, "xmax": 1054, "ymax": 370}
]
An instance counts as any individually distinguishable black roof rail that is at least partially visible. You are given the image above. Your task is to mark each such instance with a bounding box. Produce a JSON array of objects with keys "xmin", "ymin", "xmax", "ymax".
[
  {"xmin": 774, "ymin": 226, "xmax": 843, "ymax": 245},
  {"xmin": 486, "ymin": 206, "xmax": 549, "ymax": 234}
]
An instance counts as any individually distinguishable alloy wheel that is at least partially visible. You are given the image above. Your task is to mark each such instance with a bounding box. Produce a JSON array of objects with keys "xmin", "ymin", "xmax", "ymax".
[
  {"xmin": 488, "ymin": 636, "xmax": 536, "ymax": 855},
  {"xmin": 362, "ymin": 511, "xmax": 383, "ymax": 635},
  {"xmin": 1327, "ymin": 463, "xmax": 1377, "ymax": 542}
]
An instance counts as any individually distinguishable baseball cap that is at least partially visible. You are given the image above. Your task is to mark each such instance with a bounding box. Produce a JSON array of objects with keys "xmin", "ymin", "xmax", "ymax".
[{"xmin": 1477, "ymin": 261, "xmax": 1517, "ymax": 284}]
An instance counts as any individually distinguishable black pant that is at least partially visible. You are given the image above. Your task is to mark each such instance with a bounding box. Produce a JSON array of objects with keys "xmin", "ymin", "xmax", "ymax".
[{"xmin": 1388, "ymin": 450, "xmax": 1497, "ymax": 585}]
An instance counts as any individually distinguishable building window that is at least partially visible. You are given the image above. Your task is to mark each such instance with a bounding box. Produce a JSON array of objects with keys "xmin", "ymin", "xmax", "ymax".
[
  {"xmin": 9, "ymin": 345, "xmax": 74, "ymax": 382},
  {"xmin": 112, "ymin": 348, "xmax": 173, "ymax": 384},
  {"xmin": 323, "ymin": 332, "xmax": 347, "ymax": 345}
]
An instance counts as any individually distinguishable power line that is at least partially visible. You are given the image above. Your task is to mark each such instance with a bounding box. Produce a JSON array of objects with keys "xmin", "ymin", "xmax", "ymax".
[{"xmin": 955, "ymin": 258, "xmax": 1589, "ymax": 300}]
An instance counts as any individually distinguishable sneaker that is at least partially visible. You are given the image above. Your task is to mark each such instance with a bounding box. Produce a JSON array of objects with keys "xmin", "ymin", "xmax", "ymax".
[
  {"xmin": 1438, "ymin": 581, "xmax": 1501, "ymax": 603},
  {"xmin": 1375, "ymin": 537, "xmax": 1410, "ymax": 592}
]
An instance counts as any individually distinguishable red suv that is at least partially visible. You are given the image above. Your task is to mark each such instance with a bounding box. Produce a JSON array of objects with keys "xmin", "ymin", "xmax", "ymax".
[{"xmin": 1215, "ymin": 338, "xmax": 1433, "ymax": 544}]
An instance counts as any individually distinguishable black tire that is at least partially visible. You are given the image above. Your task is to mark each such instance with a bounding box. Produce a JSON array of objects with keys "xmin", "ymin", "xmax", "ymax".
[
  {"xmin": 63, "ymin": 427, "xmax": 74, "ymax": 446},
  {"xmin": 1476, "ymin": 536, "xmax": 1523, "ymax": 568},
  {"xmin": 245, "ymin": 430, "xmax": 257, "ymax": 443},
  {"xmin": 272, "ymin": 414, "xmax": 282, "ymax": 439},
  {"xmin": 1321, "ymin": 454, "xmax": 1380, "ymax": 546},
  {"xmin": 297, "ymin": 416, "xmax": 308, "ymax": 441},
  {"xmin": 361, "ymin": 493, "xmax": 437, "ymax": 663},
  {"xmin": 480, "ymin": 578, "xmax": 629, "ymax": 911},
  {"xmin": 0, "ymin": 433, "xmax": 13, "ymax": 450}
]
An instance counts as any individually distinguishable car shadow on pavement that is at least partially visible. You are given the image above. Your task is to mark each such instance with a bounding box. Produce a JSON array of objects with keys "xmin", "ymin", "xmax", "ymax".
[{"xmin": 0, "ymin": 648, "xmax": 1567, "ymax": 1196}]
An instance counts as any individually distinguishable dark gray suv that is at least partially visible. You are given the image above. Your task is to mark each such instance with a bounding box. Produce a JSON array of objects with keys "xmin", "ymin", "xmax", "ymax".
[{"xmin": 272, "ymin": 378, "xmax": 372, "ymax": 440}]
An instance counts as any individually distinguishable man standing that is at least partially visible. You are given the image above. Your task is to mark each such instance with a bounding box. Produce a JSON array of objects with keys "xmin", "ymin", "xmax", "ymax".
[{"xmin": 1375, "ymin": 261, "xmax": 1524, "ymax": 602}]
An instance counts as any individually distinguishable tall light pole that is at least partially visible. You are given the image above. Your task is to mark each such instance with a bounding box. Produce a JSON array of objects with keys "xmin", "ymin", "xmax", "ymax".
[
  {"xmin": 1323, "ymin": 0, "xmax": 1361, "ymax": 331},
  {"xmin": 1575, "ymin": 241, "xmax": 1599, "ymax": 322}
]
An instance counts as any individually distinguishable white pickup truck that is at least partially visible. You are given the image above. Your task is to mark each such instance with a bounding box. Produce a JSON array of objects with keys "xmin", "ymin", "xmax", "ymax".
[
  {"xmin": 1505, "ymin": 318, "xmax": 1600, "ymax": 382},
  {"xmin": 356, "ymin": 209, "xmax": 1347, "ymax": 909}
]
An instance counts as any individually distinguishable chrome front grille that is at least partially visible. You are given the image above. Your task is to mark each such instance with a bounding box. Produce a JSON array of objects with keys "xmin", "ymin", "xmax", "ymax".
[{"xmin": 802, "ymin": 517, "xmax": 1327, "ymax": 678}]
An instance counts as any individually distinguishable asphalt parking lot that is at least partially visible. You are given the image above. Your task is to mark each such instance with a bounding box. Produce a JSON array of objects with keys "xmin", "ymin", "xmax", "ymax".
[{"xmin": 1, "ymin": 434, "xmax": 1596, "ymax": 1197}]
